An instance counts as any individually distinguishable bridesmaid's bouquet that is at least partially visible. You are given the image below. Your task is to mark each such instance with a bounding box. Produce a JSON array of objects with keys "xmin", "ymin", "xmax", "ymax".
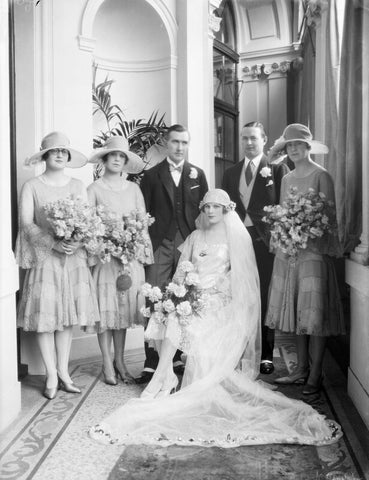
[
  {"xmin": 140, "ymin": 261, "xmax": 208, "ymax": 327},
  {"xmin": 88, "ymin": 206, "xmax": 154, "ymax": 266},
  {"xmin": 262, "ymin": 186, "xmax": 336, "ymax": 258},
  {"xmin": 44, "ymin": 196, "xmax": 105, "ymax": 247}
]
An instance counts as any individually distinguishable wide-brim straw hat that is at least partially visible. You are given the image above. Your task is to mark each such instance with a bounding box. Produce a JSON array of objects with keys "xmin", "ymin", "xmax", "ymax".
[
  {"xmin": 88, "ymin": 136, "xmax": 144, "ymax": 174},
  {"xmin": 268, "ymin": 123, "xmax": 329, "ymax": 157},
  {"xmin": 24, "ymin": 131, "xmax": 88, "ymax": 168}
]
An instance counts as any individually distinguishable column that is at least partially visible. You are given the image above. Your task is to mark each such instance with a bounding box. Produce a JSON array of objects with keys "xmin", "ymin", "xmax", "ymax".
[
  {"xmin": 346, "ymin": 4, "xmax": 369, "ymax": 430},
  {"xmin": 176, "ymin": 0, "xmax": 218, "ymax": 186},
  {"xmin": 0, "ymin": 0, "xmax": 21, "ymax": 432}
]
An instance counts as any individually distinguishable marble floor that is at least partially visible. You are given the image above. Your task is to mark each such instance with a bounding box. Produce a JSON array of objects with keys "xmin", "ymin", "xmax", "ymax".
[{"xmin": 0, "ymin": 335, "xmax": 368, "ymax": 480}]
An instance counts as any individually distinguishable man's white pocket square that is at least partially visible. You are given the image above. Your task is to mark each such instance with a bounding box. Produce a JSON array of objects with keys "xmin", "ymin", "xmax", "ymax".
[{"xmin": 190, "ymin": 185, "xmax": 200, "ymax": 189}]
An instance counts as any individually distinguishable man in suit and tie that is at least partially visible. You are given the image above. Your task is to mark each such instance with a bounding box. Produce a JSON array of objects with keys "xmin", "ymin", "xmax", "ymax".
[
  {"xmin": 136, "ymin": 124, "xmax": 208, "ymax": 384},
  {"xmin": 222, "ymin": 121, "xmax": 288, "ymax": 375}
]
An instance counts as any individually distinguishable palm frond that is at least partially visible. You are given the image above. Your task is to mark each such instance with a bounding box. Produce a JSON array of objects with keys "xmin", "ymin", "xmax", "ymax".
[{"xmin": 92, "ymin": 68, "xmax": 167, "ymax": 176}]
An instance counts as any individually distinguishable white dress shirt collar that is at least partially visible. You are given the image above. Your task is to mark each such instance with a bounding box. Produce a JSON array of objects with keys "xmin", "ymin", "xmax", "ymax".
[
  {"xmin": 167, "ymin": 157, "xmax": 185, "ymax": 170},
  {"xmin": 243, "ymin": 153, "xmax": 263, "ymax": 171}
]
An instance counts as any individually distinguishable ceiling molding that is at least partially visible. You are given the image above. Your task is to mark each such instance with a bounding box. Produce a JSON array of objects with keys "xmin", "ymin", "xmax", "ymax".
[
  {"xmin": 240, "ymin": 44, "xmax": 300, "ymax": 61},
  {"xmin": 93, "ymin": 55, "xmax": 178, "ymax": 73}
]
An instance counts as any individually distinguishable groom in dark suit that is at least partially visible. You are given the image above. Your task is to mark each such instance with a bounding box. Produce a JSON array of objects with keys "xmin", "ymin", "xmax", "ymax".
[
  {"xmin": 136, "ymin": 124, "xmax": 208, "ymax": 383},
  {"xmin": 222, "ymin": 121, "xmax": 288, "ymax": 374}
]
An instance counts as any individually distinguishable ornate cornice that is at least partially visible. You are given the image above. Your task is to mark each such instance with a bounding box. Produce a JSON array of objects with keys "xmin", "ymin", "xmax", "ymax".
[
  {"xmin": 209, "ymin": 13, "xmax": 222, "ymax": 33},
  {"xmin": 305, "ymin": 0, "xmax": 329, "ymax": 28},
  {"xmin": 242, "ymin": 61, "xmax": 292, "ymax": 79},
  {"xmin": 240, "ymin": 45, "xmax": 300, "ymax": 61},
  {"xmin": 208, "ymin": 0, "xmax": 222, "ymax": 37}
]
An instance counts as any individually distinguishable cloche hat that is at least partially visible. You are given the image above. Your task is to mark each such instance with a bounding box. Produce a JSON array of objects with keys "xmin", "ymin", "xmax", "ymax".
[
  {"xmin": 24, "ymin": 131, "xmax": 88, "ymax": 168},
  {"xmin": 199, "ymin": 189, "xmax": 236, "ymax": 211},
  {"xmin": 268, "ymin": 123, "xmax": 329, "ymax": 157},
  {"xmin": 88, "ymin": 136, "xmax": 144, "ymax": 174}
]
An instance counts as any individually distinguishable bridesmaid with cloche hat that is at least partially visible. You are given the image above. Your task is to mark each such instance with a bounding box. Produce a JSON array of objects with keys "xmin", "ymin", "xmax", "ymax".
[
  {"xmin": 265, "ymin": 124, "xmax": 345, "ymax": 395},
  {"xmin": 16, "ymin": 131, "xmax": 100, "ymax": 400},
  {"xmin": 87, "ymin": 136, "xmax": 154, "ymax": 386}
]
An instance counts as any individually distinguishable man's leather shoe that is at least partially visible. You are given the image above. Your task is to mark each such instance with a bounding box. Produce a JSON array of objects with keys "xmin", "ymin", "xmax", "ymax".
[
  {"xmin": 135, "ymin": 371, "xmax": 154, "ymax": 384},
  {"xmin": 173, "ymin": 364, "xmax": 185, "ymax": 376},
  {"xmin": 260, "ymin": 361, "xmax": 274, "ymax": 375}
]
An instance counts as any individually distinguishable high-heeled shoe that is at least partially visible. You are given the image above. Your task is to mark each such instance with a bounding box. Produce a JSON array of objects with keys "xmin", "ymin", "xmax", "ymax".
[
  {"xmin": 156, "ymin": 376, "xmax": 179, "ymax": 398},
  {"xmin": 102, "ymin": 366, "xmax": 117, "ymax": 386},
  {"xmin": 140, "ymin": 381, "xmax": 162, "ymax": 399},
  {"xmin": 113, "ymin": 360, "xmax": 134, "ymax": 384},
  {"xmin": 43, "ymin": 383, "xmax": 58, "ymax": 400},
  {"xmin": 274, "ymin": 369, "xmax": 309, "ymax": 385},
  {"xmin": 302, "ymin": 375, "xmax": 324, "ymax": 396},
  {"xmin": 58, "ymin": 376, "xmax": 81, "ymax": 394}
]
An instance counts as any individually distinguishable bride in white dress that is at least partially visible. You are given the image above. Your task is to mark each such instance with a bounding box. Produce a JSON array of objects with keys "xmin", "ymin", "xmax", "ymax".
[{"xmin": 90, "ymin": 189, "xmax": 342, "ymax": 447}]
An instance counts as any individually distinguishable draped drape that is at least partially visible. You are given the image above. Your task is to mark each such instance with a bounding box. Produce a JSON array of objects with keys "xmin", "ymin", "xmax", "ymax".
[
  {"xmin": 298, "ymin": 29, "xmax": 316, "ymax": 131},
  {"xmin": 333, "ymin": 1, "xmax": 363, "ymax": 252},
  {"xmin": 323, "ymin": 1, "xmax": 341, "ymax": 177}
]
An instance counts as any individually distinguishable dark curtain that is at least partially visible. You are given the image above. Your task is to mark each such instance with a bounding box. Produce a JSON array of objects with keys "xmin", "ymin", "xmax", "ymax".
[
  {"xmin": 324, "ymin": 0, "xmax": 341, "ymax": 178},
  {"xmin": 333, "ymin": 1, "xmax": 363, "ymax": 252}
]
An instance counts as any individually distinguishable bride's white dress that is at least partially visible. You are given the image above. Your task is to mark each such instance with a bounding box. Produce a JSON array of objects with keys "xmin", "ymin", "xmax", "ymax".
[{"xmin": 90, "ymin": 220, "xmax": 342, "ymax": 447}]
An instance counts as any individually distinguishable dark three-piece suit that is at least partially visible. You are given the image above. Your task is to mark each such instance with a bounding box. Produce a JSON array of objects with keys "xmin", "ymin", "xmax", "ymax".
[
  {"xmin": 140, "ymin": 159, "xmax": 208, "ymax": 371},
  {"xmin": 222, "ymin": 154, "xmax": 288, "ymax": 362}
]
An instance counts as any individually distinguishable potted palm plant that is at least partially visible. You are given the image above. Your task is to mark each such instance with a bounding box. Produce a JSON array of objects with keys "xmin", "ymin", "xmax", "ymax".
[{"xmin": 92, "ymin": 64, "xmax": 167, "ymax": 181}]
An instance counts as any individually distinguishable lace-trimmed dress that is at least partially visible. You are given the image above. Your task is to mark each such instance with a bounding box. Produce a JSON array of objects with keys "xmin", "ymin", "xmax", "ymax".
[
  {"xmin": 87, "ymin": 178, "xmax": 154, "ymax": 331},
  {"xmin": 90, "ymin": 229, "xmax": 342, "ymax": 448},
  {"xmin": 145, "ymin": 232, "xmax": 231, "ymax": 354},
  {"xmin": 265, "ymin": 166, "xmax": 346, "ymax": 336},
  {"xmin": 16, "ymin": 177, "xmax": 100, "ymax": 333}
]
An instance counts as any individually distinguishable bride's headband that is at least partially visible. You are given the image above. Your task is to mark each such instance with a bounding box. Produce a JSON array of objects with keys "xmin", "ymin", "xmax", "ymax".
[{"xmin": 199, "ymin": 189, "xmax": 236, "ymax": 212}]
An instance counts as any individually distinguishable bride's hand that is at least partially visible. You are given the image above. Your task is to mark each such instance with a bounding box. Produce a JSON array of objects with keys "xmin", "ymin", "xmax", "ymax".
[{"xmin": 60, "ymin": 239, "xmax": 81, "ymax": 255}]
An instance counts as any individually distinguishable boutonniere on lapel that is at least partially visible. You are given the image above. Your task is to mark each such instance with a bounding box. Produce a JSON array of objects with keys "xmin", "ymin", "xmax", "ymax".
[
  {"xmin": 260, "ymin": 166, "xmax": 273, "ymax": 186},
  {"xmin": 189, "ymin": 167, "xmax": 198, "ymax": 179}
]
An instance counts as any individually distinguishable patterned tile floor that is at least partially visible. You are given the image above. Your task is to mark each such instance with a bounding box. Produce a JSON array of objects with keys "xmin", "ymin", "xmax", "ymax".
[{"xmin": 0, "ymin": 335, "xmax": 368, "ymax": 480}]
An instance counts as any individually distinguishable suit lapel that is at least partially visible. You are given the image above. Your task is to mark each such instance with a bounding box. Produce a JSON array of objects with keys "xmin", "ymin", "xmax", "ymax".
[
  {"xmin": 158, "ymin": 160, "xmax": 175, "ymax": 207},
  {"xmin": 249, "ymin": 155, "xmax": 267, "ymax": 205},
  {"xmin": 182, "ymin": 161, "xmax": 192, "ymax": 199},
  {"xmin": 234, "ymin": 159, "xmax": 245, "ymax": 202}
]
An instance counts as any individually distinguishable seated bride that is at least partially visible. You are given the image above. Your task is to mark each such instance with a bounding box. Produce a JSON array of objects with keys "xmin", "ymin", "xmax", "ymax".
[{"xmin": 90, "ymin": 189, "xmax": 342, "ymax": 447}]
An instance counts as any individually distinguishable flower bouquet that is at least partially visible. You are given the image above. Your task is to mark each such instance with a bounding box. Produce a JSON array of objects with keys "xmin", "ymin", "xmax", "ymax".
[
  {"xmin": 140, "ymin": 261, "xmax": 208, "ymax": 327},
  {"xmin": 86, "ymin": 206, "xmax": 154, "ymax": 291},
  {"xmin": 43, "ymin": 196, "xmax": 105, "ymax": 247},
  {"xmin": 262, "ymin": 186, "xmax": 336, "ymax": 258}
]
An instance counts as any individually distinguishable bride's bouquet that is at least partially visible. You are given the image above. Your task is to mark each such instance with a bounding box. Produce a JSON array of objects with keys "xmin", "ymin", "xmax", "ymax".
[
  {"xmin": 141, "ymin": 261, "xmax": 208, "ymax": 327},
  {"xmin": 43, "ymin": 196, "xmax": 105, "ymax": 248},
  {"xmin": 262, "ymin": 186, "xmax": 336, "ymax": 258},
  {"xmin": 88, "ymin": 206, "xmax": 154, "ymax": 266}
]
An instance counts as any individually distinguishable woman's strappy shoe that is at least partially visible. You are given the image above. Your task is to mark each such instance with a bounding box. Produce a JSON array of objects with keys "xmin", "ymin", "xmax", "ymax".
[
  {"xmin": 113, "ymin": 360, "xmax": 135, "ymax": 384},
  {"xmin": 140, "ymin": 381, "xmax": 162, "ymax": 399},
  {"xmin": 156, "ymin": 376, "xmax": 179, "ymax": 398},
  {"xmin": 274, "ymin": 369, "xmax": 309, "ymax": 385}
]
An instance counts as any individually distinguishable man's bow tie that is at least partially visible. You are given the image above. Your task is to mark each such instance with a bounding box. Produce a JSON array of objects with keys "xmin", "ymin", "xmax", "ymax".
[{"xmin": 169, "ymin": 164, "xmax": 183, "ymax": 173}]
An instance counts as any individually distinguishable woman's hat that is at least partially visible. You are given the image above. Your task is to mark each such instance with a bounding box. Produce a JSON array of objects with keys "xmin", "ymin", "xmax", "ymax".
[
  {"xmin": 199, "ymin": 189, "xmax": 236, "ymax": 211},
  {"xmin": 88, "ymin": 136, "xmax": 144, "ymax": 174},
  {"xmin": 24, "ymin": 131, "xmax": 88, "ymax": 168},
  {"xmin": 268, "ymin": 123, "xmax": 329, "ymax": 157}
]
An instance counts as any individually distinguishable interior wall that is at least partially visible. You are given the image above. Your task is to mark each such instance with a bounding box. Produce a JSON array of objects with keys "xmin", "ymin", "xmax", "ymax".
[
  {"xmin": 93, "ymin": 69, "xmax": 171, "ymax": 132},
  {"xmin": 14, "ymin": 0, "xmax": 176, "ymax": 374},
  {"xmin": 92, "ymin": 0, "xmax": 172, "ymax": 134},
  {"xmin": 235, "ymin": 0, "xmax": 295, "ymax": 154}
]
